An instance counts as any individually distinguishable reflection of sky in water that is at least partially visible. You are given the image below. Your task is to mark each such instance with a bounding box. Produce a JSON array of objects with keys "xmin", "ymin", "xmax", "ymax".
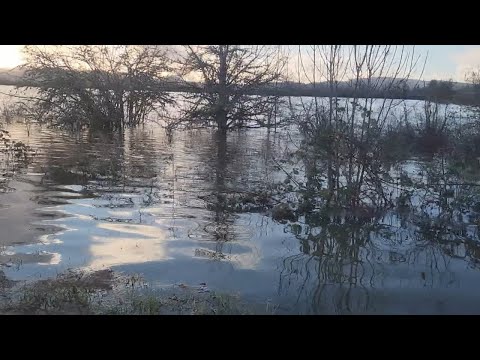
[{"xmin": 2, "ymin": 109, "xmax": 480, "ymax": 313}]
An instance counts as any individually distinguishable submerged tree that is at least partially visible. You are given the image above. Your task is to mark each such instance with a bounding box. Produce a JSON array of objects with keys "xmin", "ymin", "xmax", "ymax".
[
  {"xmin": 281, "ymin": 45, "xmax": 424, "ymax": 211},
  {"xmin": 414, "ymin": 79, "xmax": 454, "ymax": 152},
  {"xmin": 465, "ymin": 69, "xmax": 480, "ymax": 110},
  {"xmin": 426, "ymin": 79, "xmax": 454, "ymax": 103},
  {"xmin": 174, "ymin": 45, "xmax": 287, "ymax": 133},
  {"xmin": 18, "ymin": 45, "xmax": 173, "ymax": 130}
]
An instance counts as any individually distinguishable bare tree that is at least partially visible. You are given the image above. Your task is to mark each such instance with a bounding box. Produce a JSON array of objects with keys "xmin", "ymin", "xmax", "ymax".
[
  {"xmin": 174, "ymin": 45, "xmax": 287, "ymax": 134},
  {"xmin": 18, "ymin": 45, "xmax": 173, "ymax": 130},
  {"xmin": 283, "ymin": 45, "xmax": 424, "ymax": 209},
  {"xmin": 465, "ymin": 69, "xmax": 480, "ymax": 109},
  {"xmin": 413, "ymin": 80, "xmax": 455, "ymax": 150}
]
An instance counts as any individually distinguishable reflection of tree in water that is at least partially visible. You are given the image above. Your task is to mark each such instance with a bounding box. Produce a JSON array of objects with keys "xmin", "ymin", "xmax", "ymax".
[
  {"xmin": 37, "ymin": 129, "xmax": 126, "ymax": 187},
  {"xmin": 124, "ymin": 127, "xmax": 163, "ymax": 181},
  {"xmin": 277, "ymin": 151, "xmax": 480, "ymax": 314},
  {"xmin": 197, "ymin": 132, "xmax": 238, "ymax": 258},
  {"xmin": 279, "ymin": 213, "xmax": 378, "ymax": 314},
  {"xmin": 193, "ymin": 128, "xmax": 278, "ymax": 260},
  {"xmin": 35, "ymin": 126, "xmax": 172, "ymax": 212}
]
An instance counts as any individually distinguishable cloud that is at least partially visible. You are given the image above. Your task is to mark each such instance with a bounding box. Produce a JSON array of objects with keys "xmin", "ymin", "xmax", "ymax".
[{"xmin": 451, "ymin": 47, "xmax": 480, "ymax": 81}]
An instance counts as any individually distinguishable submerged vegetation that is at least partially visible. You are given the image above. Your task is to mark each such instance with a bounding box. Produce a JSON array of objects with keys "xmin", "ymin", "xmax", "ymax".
[
  {"xmin": 173, "ymin": 45, "xmax": 288, "ymax": 133},
  {"xmin": 18, "ymin": 45, "xmax": 173, "ymax": 130},
  {"xmin": 0, "ymin": 128, "xmax": 34, "ymax": 192}
]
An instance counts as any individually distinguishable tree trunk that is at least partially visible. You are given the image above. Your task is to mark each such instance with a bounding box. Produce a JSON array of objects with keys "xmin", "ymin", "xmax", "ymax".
[{"xmin": 217, "ymin": 45, "xmax": 228, "ymax": 133}]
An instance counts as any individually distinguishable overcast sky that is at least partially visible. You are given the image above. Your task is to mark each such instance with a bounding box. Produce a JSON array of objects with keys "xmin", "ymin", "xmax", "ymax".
[{"xmin": 1, "ymin": 45, "xmax": 479, "ymax": 82}]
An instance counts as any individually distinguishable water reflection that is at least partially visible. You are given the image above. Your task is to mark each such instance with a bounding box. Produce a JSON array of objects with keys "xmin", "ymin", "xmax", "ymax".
[
  {"xmin": 89, "ymin": 222, "xmax": 169, "ymax": 270},
  {"xmin": 275, "ymin": 150, "xmax": 480, "ymax": 313},
  {"xmin": 2, "ymin": 122, "xmax": 480, "ymax": 313}
]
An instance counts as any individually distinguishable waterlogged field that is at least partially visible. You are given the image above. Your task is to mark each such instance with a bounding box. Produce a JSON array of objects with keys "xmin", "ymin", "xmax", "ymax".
[{"xmin": 1, "ymin": 89, "xmax": 480, "ymax": 314}]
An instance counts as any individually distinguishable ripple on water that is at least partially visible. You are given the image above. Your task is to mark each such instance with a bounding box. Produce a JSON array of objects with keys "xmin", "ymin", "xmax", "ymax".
[{"xmin": 4, "ymin": 114, "xmax": 480, "ymax": 314}]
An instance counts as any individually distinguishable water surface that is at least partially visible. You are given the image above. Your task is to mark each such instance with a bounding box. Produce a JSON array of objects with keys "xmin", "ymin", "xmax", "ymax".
[{"xmin": 2, "ymin": 120, "xmax": 480, "ymax": 314}]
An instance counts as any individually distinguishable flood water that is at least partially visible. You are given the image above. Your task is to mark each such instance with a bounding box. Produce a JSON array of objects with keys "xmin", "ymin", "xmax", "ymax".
[{"xmin": 2, "ymin": 119, "xmax": 480, "ymax": 314}]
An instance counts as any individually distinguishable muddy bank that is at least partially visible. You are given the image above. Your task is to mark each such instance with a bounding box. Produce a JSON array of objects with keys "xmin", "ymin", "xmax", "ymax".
[{"xmin": 0, "ymin": 268, "xmax": 279, "ymax": 315}]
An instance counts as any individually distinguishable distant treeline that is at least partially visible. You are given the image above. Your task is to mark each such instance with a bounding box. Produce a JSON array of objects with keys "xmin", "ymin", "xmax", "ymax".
[{"xmin": 1, "ymin": 71, "xmax": 479, "ymax": 106}]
